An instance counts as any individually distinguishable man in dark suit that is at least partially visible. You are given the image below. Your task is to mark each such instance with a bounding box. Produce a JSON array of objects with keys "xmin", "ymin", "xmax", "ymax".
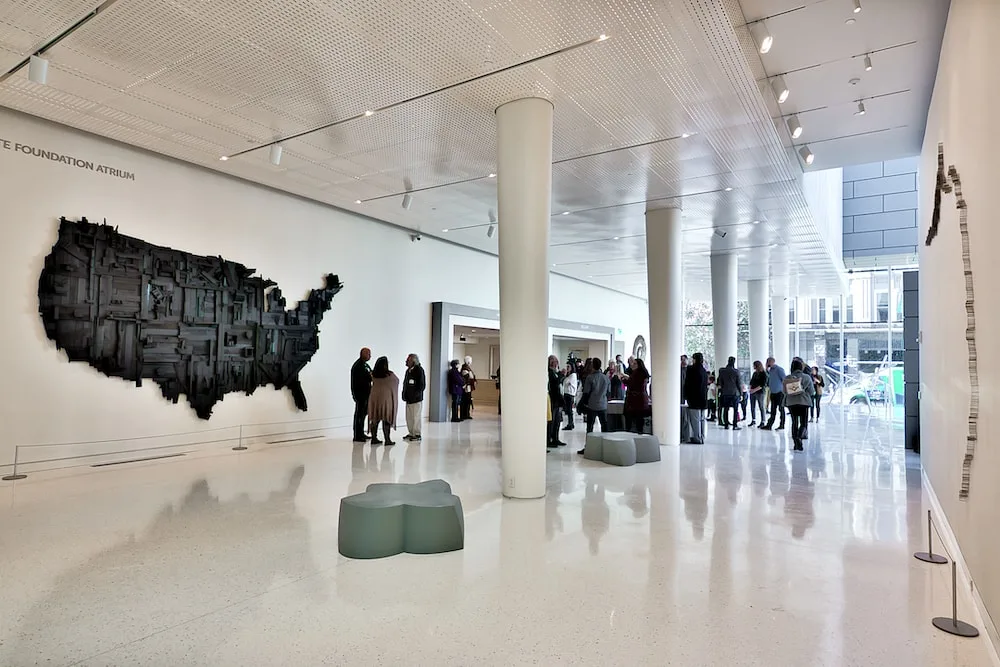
[
  {"xmin": 351, "ymin": 347, "xmax": 372, "ymax": 443},
  {"xmin": 683, "ymin": 352, "xmax": 709, "ymax": 444}
]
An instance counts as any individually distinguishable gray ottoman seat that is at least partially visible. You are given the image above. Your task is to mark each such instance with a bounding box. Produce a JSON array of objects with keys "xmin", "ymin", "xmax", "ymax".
[
  {"xmin": 633, "ymin": 434, "xmax": 662, "ymax": 462},
  {"xmin": 338, "ymin": 479, "xmax": 464, "ymax": 559},
  {"xmin": 583, "ymin": 432, "xmax": 661, "ymax": 466}
]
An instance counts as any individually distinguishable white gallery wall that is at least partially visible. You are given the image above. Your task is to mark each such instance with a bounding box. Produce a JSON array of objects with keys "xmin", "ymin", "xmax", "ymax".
[
  {"xmin": 919, "ymin": 0, "xmax": 1000, "ymax": 642},
  {"xmin": 0, "ymin": 109, "xmax": 649, "ymax": 467}
]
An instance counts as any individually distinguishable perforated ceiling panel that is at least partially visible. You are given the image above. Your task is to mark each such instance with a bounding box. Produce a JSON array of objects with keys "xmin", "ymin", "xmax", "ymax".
[{"xmin": 0, "ymin": 0, "xmax": 870, "ymax": 298}]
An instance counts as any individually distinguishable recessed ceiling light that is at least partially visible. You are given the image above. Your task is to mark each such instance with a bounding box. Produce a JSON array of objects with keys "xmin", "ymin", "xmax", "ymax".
[
  {"xmin": 681, "ymin": 132, "xmax": 692, "ymax": 138},
  {"xmin": 786, "ymin": 114, "xmax": 803, "ymax": 139},
  {"xmin": 724, "ymin": 187, "xmax": 733, "ymax": 192},
  {"xmin": 770, "ymin": 243, "xmax": 780, "ymax": 248},
  {"xmin": 471, "ymin": 330, "xmax": 476, "ymax": 333},
  {"xmin": 771, "ymin": 76, "xmax": 789, "ymax": 104},
  {"xmin": 750, "ymin": 21, "xmax": 773, "ymax": 54},
  {"xmin": 863, "ymin": 54, "xmax": 872, "ymax": 71},
  {"xmin": 855, "ymin": 101, "xmax": 867, "ymax": 116},
  {"xmin": 363, "ymin": 110, "xmax": 374, "ymax": 116},
  {"xmin": 752, "ymin": 220, "xmax": 761, "ymax": 225},
  {"xmin": 488, "ymin": 173, "xmax": 496, "ymax": 178},
  {"xmin": 597, "ymin": 34, "xmax": 608, "ymax": 41},
  {"xmin": 219, "ymin": 156, "xmax": 229, "ymax": 161},
  {"xmin": 354, "ymin": 199, "xmax": 362, "ymax": 204},
  {"xmin": 561, "ymin": 211, "xmax": 570, "ymax": 215},
  {"xmin": 853, "ymin": 0, "xmax": 862, "ymax": 13},
  {"xmin": 613, "ymin": 236, "xmax": 620, "ymax": 240},
  {"xmin": 442, "ymin": 228, "xmax": 449, "ymax": 232}
]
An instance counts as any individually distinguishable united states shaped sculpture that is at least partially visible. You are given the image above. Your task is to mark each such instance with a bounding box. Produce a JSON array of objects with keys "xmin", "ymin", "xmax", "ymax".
[{"xmin": 38, "ymin": 217, "xmax": 343, "ymax": 419}]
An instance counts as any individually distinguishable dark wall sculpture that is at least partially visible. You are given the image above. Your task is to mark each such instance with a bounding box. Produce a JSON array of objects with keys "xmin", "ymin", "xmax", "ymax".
[
  {"xmin": 924, "ymin": 144, "xmax": 978, "ymax": 500},
  {"xmin": 38, "ymin": 217, "xmax": 343, "ymax": 419}
]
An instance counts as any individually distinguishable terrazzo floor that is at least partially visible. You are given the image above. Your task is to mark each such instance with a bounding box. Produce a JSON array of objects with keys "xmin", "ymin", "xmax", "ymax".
[{"xmin": 0, "ymin": 405, "xmax": 994, "ymax": 666}]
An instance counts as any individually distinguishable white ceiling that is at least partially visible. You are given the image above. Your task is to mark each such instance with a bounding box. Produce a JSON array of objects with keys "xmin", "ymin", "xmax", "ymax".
[
  {"xmin": 0, "ymin": 0, "xmax": 944, "ymax": 300},
  {"xmin": 740, "ymin": 0, "xmax": 949, "ymax": 171}
]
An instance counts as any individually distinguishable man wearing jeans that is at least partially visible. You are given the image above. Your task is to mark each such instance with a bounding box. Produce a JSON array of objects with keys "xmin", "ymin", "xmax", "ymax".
[{"xmin": 761, "ymin": 357, "xmax": 787, "ymax": 430}]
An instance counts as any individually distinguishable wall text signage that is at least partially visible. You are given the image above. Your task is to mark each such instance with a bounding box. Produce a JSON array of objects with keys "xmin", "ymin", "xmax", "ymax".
[{"xmin": 0, "ymin": 137, "xmax": 135, "ymax": 182}]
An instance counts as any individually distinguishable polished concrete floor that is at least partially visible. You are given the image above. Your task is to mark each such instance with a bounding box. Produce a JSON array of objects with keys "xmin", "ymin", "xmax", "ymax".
[{"xmin": 0, "ymin": 405, "xmax": 995, "ymax": 666}]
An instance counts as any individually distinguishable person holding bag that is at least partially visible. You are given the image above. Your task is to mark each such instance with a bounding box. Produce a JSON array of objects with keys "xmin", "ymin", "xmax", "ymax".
[{"xmin": 783, "ymin": 359, "xmax": 815, "ymax": 451}]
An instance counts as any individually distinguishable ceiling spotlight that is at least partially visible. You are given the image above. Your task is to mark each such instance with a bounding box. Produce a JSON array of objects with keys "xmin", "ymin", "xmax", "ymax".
[
  {"xmin": 269, "ymin": 144, "xmax": 283, "ymax": 166},
  {"xmin": 853, "ymin": 0, "xmax": 862, "ymax": 13},
  {"xmin": 486, "ymin": 224, "xmax": 496, "ymax": 238},
  {"xmin": 613, "ymin": 236, "xmax": 620, "ymax": 240},
  {"xmin": 845, "ymin": 17, "xmax": 856, "ymax": 25},
  {"xmin": 798, "ymin": 145, "xmax": 815, "ymax": 165},
  {"xmin": 752, "ymin": 219, "xmax": 761, "ymax": 225},
  {"xmin": 442, "ymin": 228, "xmax": 449, "ymax": 232},
  {"xmin": 855, "ymin": 101, "xmax": 867, "ymax": 116},
  {"xmin": 561, "ymin": 211, "xmax": 570, "ymax": 215},
  {"xmin": 402, "ymin": 193, "xmax": 413, "ymax": 209},
  {"xmin": 749, "ymin": 21, "xmax": 773, "ymax": 54},
  {"xmin": 681, "ymin": 132, "xmax": 692, "ymax": 138},
  {"xmin": 354, "ymin": 199, "xmax": 362, "ymax": 204},
  {"xmin": 771, "ymin": 76, "xmax": 789, "ymax": 104},
  {"xmin": 786, "ymin": 114, "xmax": 803, "ymax": 139},
  {"xmin": 724, "ymin": 186, "xmax": 733, "ymax": 192},
  {"xmin": 713, "ymin": 229, "xmax": 728, "ymax": 239},
  {"xmin": 28, "ymin": 54, "xmax": 49, "ymax": 85},
  {"xmin": 487, "ymin": 173, "xmax": 496, "ymax": 178},
  {"xmin": 598, "ymin": 34, "xmax": 608, "ymax": 41},
  {"xmin": 863, "ymin": 54, "xmax": 872, "ymax": 71},
  {"xmin": 219, "ymin": 156, "xmax": 229, "ymax": 161}
]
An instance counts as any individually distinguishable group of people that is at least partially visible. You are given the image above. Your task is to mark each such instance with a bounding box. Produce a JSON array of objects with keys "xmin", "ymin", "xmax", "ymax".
[
  {"xmin": 541, "ymin": 354, "xmax": 651, "ymax": 454},
  {"xmin": 446, "ymin": 357, "xmax": 478, "ymax": 422},
  {"xmin": 350, "ymin": 347, "xmax": 427, "ymax": 445},
  {"xmin": 681, "ymin": 353, "xmax": 826, "ymax": 451}
]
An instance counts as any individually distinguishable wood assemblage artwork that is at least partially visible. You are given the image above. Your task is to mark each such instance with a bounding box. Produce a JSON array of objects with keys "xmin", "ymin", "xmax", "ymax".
[{"xmin": 38, "ymin": 217, "xmax": 343, "ymax": 419}]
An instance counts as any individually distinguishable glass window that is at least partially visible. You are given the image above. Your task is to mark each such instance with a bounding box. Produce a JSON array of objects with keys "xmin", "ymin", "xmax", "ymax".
[
  {"xmin": 819, "ymin": 299, "xmax": 827, "ymax": 323},
  {"xmin": 832, "ymin": 300, "xmax": 841, "ymax": 324},
  {"xmin": 876, "ymin": 292, "xmax": 889, "ymax": 323},
  {"xmin": 789, "ymin": 299, "xmax": 796, "ymax": 325},
  {"xmin": 846, "ymin": 295, "xmax": 854, "ymax": 323}
]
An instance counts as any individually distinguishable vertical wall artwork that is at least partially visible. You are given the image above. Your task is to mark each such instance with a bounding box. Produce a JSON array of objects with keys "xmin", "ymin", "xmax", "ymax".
[
  {"xmin": 38, "ymin": 217, "xmax": 344, "ymax": 419},
  {"xmin": 925, "ymin": 144, "xmax": 978, "ymax": 500}
]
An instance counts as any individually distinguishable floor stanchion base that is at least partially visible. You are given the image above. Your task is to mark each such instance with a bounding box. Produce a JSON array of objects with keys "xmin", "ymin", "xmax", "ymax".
[
  {"xmin": 232, "ymin": 445, "xmax": 248, "ymax": 451},
  {"xmin": 932, "ymin": 617, "xmax": 979, "ymax": 637},
  {"xmin": 915, "ymin": 551, "xmax": 948, "ymax": 564},
  {"xmin": 2, "ymin": 474, "xmax": 27, "ymax": 481}
]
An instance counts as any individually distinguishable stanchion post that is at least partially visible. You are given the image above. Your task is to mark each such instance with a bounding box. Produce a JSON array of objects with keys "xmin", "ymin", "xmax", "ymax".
[
  {"xmin": 915, "ymin": 509, "xmax": 947, "ymax": 564},
  {"xmin": 2, "ymin": 445, "xmax": 27, "ymax": 481},
  {"xmin": 232, "ymin": 424, "xmax": 248, "ymax": 451},
  {"xmin": 932, "ymin": 561, "xmax": 980, "ymax": 637}
]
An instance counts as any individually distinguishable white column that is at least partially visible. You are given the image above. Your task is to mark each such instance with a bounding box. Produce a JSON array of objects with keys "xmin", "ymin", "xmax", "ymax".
[
  {"xmin": 771, "ymin": 295, "xmax": 790, "ymax": 367},
  {"xmin": 710, "ymin": 253, "xmax": 738, "ymax": 368},
  {"xmin": 748, "ymin": 278, "xmax": 770, "ymax": 366},
  {"xmin": 496, "ymin": 97, "xmax": 552, "ymax": 500},
  {"xmin": 645, "ymin": 206, "xmax": 683, "ymax": 445}
]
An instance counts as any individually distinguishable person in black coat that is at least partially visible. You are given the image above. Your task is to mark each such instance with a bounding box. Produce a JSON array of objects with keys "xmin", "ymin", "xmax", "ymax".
[
  {"xmin": 683, "ymin": 352, "xmax": 709, "ymax": 444},
  {"xmin": 351, "ymin": 347, "xmax": 373, "ymax": 443},
  {"xmin": 402, "ymin": 353, "xmax": 427, "ymax": 442},
  {"xmin": 547, "ymin": 355, "xmax": 566, "ymax": 448}
]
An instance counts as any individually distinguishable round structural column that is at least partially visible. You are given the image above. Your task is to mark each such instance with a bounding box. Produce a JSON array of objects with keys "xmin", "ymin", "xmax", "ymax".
[
  {"xmin": 747, "ymin": 278, "xmax": 770, "ymax": 365},
  {"xmin": 496, "ymin": 97, "xmax": 553, "ymax": 499},
  {"xmin": 710, "ymin": 253, "xmax": 738, "ymax": 368},
  {"xmin": 645, "ymin": 206, "xmax": 683, "ymax": 445},
  {"xmin": 771, "ymin": 294, "xmax": 790, "ymax": 367}
]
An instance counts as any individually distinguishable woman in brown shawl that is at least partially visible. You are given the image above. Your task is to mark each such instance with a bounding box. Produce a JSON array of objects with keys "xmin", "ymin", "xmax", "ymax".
[{"xmin": 368, "ymin": 356, "xmax": 399, "ymax": 445}]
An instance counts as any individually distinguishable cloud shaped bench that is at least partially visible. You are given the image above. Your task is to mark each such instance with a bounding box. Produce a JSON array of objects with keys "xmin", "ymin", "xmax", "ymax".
[
  {"xmin": 584, "ymin": 432, "xmax": 661, "ymax": 466},
  {"xmin": 338, "ymin": 480, "xmax": 464, "ymax": 559}
]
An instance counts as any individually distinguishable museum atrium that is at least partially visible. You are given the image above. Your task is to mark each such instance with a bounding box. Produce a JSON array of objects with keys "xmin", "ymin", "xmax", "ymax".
[{"xmin": 1, "ymin": 0, "xmax": 998, "ymax": 664}]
